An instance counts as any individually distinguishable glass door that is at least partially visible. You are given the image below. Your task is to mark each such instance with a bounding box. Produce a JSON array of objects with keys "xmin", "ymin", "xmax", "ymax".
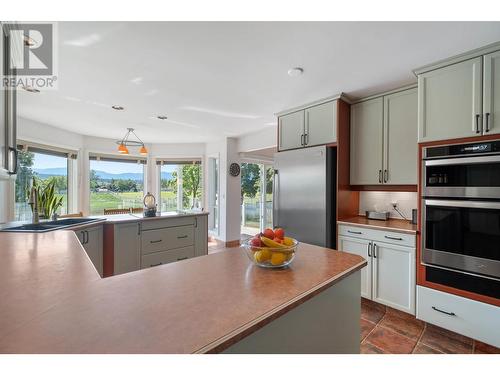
[{"xmin": 207, "ymin": 156, "xmax": 219, "ymax": 236}]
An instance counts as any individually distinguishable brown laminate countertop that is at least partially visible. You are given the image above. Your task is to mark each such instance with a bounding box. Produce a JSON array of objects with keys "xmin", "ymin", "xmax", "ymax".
[
  {"xmin": 0, "ymin": 231, "xmax": 365, "ymax": 353},
  {"xmin": 338, "ymin": 216, "xmax": 418, "ymax": 234}
]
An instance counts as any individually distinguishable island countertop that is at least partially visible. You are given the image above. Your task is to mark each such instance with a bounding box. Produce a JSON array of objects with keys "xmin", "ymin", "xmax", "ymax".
[{"xmin": 0, "ymin": 230, "xmax": 366, "ymax": 354}]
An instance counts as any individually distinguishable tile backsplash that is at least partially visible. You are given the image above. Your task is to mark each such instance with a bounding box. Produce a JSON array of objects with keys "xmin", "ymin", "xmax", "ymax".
[{"xmin": 359, "ymin": 191, "xmax": 417, "ymax": 220}]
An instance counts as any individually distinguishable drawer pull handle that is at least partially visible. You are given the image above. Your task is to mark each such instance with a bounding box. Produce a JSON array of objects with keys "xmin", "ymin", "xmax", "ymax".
[
  {"xmin": 432, "ymin": 306, "xmax": 456, "ymax": 316},
  {"xmin": 150, "ymin": 239, "xmax": 162, "ymax": 243},
  {"xmin": 150, "ymin": 262, "xmax": 163, "ymax": 267},
  {"xmin": 347, "ymin": 230, "xmax": 363, "ymax": 235},
  {"xmin": 177, "ymin": 256, "xmax": 188, "ymax": 261},
  {"xmin": 384, "ymin": 235, "xmax": 403, "ymax": 241},
  {"xmin": 177, "ymin": 235, "xmax": 188, "ymax": 239}
]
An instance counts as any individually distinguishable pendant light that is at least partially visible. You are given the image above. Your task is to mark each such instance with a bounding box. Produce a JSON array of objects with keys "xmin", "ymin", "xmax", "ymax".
[{"xmin": 116, "ymin": 128, "xmax": 147, "ymax": 155}]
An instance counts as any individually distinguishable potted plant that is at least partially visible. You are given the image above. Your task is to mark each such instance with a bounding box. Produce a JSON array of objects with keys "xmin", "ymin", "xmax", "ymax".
[{"xmin": 29, "ymin": 177, "xmax": 64, "ymax": 220}]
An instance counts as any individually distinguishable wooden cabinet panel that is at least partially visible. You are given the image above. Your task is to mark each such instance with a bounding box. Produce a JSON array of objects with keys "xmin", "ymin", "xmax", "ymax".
[
  {"xmin": 305, "ymin": 101, "xmax": 337, "ymax": 146},
  {"xmin": 418, "ymin": 57, "xmax": 482, "ymax": 142},
  {"xmin": 141, "ymin": 225, "xmax": 194, "ymax": 255},
  {"xmin": 114, "ymin": 222, "xmax": 141, "ymax": 275},
  {"xmin": 338, "ymin": 236, "xmax": 372, "ymax": 299},
  {"xmin": 141, "ymin": 246, "xmax": 195, "ymax": 269},
  {"xmin": 350, "ymin": 97, "xmax": 384, "ymax": 185},
  {"xmin": 483, "ymin": 50, "xmax": 500, "ymax": 135},
  {"xmin": 383, "ymin": 88, "xmax": 418, "ymax": 184},
  {"xmin": 194, "ymin": 215, "xmax": 208, "ymax": 257}
]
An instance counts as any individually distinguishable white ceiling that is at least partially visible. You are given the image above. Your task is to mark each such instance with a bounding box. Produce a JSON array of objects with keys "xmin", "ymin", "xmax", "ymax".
[{"xmin": 18, "ymin": 21, "xmax": 500, "ymax": 143}]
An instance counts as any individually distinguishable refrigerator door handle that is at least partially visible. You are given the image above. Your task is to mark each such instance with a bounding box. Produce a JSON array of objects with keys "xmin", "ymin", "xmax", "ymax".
[{"xmin": 272, "ymin": 169, "xmax": 279, "ymax": 228}]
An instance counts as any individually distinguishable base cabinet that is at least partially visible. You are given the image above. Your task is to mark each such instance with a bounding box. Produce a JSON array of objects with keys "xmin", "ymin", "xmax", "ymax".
[
  {"xmin": 75, "ymin": 225, "xmax": 103, "ymax": 277},
  {"xmin": 114, "ymin": 222, "xmax": 141, "ymax": 276},
  {"xmin": 338, "ymin": 224, "xmax": 416, "ymax": 314}
]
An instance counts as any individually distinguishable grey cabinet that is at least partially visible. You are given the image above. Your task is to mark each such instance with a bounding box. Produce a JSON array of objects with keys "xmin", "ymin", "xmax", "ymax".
[
  {"xmin": 350, "ymin": 97, "xmax": 384, "ymax": 185},
  {"xmin": 114, "ymin": 222, "xmax": 141, "ymax": 275},
  {"xmin": 483, "ymin": 50, "xmax": 500, "ymax": 135},
  {"xmin": 338, "ymin": 236, "xmax": 372, "ymax": 299},
  {"xmin": 418, "ymin": 57, "xmax": 482, "ymax": 142},
  {"xmin": 383, "ymin": 88, "xmax": 418, "ymax": 184},
  {"xmin": 76, "ymin": 225, "xmax": 103, "ymax": 277},
  {"xmin": 278, "ymin": 111, "xmax": 304, "ymax": 151},
  {"xmin": 305, "ymin": 101, "xmax": 337, "ymax": 147},
  {"xmin": 278, "ymin": 100, "xmax": 338, "ymax": 151},
  {"xmin": 351, "ymin": 88, "xmax": 417, "ymax": 185}
]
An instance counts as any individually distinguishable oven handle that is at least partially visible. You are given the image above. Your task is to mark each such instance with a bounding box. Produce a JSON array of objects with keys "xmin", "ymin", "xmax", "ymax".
[
  {"xmin": 424, "ymin": 154, "xmax": 500, "ymax": 167},
  {"xmin": 424, "ymin": 199, "xmax": 500, "ymax": 209}
]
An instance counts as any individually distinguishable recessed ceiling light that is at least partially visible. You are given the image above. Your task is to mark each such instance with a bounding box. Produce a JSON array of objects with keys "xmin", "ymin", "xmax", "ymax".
[
  {"xmin": 157, "ymin": 115, "xmax": 168, "ymax": 120},
  {"xmin": 22, "ymin": 85, "xmax": 40, "ymax": 93},
  {"xmin": 112, "ymin": 105, "xmax": 124, "ymax": 110},
  {"xmin": 287, "ymin": 67, "xmax": 304, "ymax": 77}
]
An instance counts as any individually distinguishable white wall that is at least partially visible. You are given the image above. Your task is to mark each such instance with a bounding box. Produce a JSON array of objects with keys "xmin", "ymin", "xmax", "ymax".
[
  {"xmin": 237, "ymin": 127, "xmax": 276, "ymax": 153},
  {"xmin": 358, "ymin": 191, "xmax": 417, "ymax": 220}
]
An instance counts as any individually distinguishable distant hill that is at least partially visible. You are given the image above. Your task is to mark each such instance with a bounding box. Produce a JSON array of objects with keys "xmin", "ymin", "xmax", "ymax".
[{"xmin": 34, "ymin": 168, "xmax": 173, "ymax": 181}]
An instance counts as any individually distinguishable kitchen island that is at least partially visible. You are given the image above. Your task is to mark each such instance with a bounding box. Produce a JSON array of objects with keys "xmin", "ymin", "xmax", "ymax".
[{"xmin": 0, "ymin": 230, "xmax": 366, "ymax": 353}]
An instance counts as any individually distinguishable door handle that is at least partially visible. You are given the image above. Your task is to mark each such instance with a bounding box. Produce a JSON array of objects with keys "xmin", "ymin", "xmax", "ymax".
[
  {"xmin": 373, "ymin": 243, "xmax": 377, "ymax": 258},
  {"xmin": 367, "ymin": 243, "xmax": 372, "ymax": 257},
  {"xmin": 150, "ymin": 262, "xmax": 163, "ymax": 267},
  {"xmin": 378, "ymin": 170, "xmax": 382, "ymax": 183},
  {"xmin": 300, "ymin": 134, "xmax": 304, "ymax": 146},
  {"xmin": 384, "ymin": 235, "xmax": 403, "ymax": 241},
  {"xmin": 177, "ymin": 235, "xmax": 188, "ymax": 239},
  {"xmin": 485, "ymin": 112, "xmax": 490, "ymax": 133},
  {"xmin": 80, "ymin": 231, "xmax": 85, "ymax": 244},
  {"xmin": 432, "ymin": 306, "xmax": 456, "ymax": 316},
  {"xmin": 150, "ymin": 239, "xmax": 162, "ymax": 244},
  {"xmin": 347, "ymin": 230, "xmax": 363, "ymax": 235},
  {"xmin": 304, "ymin": 133, "xmax": 309, "ymax": 145},
  {"xmin": 475, "ymin": 114, "xmax": 481, "ymax": 134},
  {"xmin": 177, "ymin": 256, "xmax": 188, "ymax": 261},
  {"xmin": 383, "ymin": 169, "xmax": 388, "ymax": 183},
  {"xmin": 8, "ymin": 147, "xmax": 18, "ymax": 175}
]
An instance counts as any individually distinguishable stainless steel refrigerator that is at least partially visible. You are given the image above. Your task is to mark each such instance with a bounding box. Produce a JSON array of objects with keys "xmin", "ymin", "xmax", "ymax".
[{"xmin": 273, "ymin": 145, "xmax": 336, "ymax": 248}]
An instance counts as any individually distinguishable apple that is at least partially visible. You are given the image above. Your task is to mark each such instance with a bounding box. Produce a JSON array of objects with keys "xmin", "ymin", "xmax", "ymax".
[
  {"xmin": 263, "ymin": 228, "xmax": 275, "ymax": 239},
  {"xmin": 274, "ymin": 227, "xmax": 285, "ymax": 239},
  {"xmin": 250, "ymin": 237, "xmax": 263, "ymax": 247}
]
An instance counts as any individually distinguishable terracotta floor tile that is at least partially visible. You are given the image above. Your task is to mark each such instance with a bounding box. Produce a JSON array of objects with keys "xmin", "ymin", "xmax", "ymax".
[
  {"xmin": 378, "ymin": 313, "xmax": 425, "ymax": 341},
  {"xmin": 361, "ymin": 342, "xmax": 387, "ymax": 354},
  {"xmin": 474, "ymin": 341, "xmax": 500, "ymax": 354},
  {"xmin": 360, "ymin": 318, "xmax": 376, "ymax": 342},
  {"xmin": 365, "ymin": 326, "xmax": 417, "ymax": 354},
  {"xmin": 412, "ymin": 342, "xmax": 443, "ymax": 354},
  {"xmin": 361, "ymin": 301, "xmax": 386, "ymax": 324},
  {"xmin": 420, "ymin": 325, "xmax": 473, "ymax": 354}
]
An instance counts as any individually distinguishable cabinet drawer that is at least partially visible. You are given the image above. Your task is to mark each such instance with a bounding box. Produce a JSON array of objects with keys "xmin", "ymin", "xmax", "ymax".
[
  {"xmin": 417, "ymin": 286, "xmax": 500, "ymax": 348},
  {"xmin": 140, "ymin": 216, "xmax": 195, "ymax": 231},
  {"xmin": 141, "ymin": 225, "xmax": 194, "ymax": 254},
  {"xmin": 141, "ymin": 246, "xmax": 194, "ymax": 268},
  {"xmin": 338, "ymin": 224, "xmax": 415, "ymax": 247}
]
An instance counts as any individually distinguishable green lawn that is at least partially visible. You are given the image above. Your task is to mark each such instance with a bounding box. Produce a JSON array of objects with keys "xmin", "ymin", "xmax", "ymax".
[{"xmin": 89, "ymin": 191, "xmax": 179, "ymax": 215}]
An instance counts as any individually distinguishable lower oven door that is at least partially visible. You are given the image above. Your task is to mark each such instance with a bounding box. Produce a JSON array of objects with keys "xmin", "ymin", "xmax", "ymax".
[{"xmin": 422, "ymin": 199, "xmax": 500, "ymax": 279}]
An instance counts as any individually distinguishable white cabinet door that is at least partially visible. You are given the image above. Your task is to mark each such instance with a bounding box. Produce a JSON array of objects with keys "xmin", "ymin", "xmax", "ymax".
[
  {"xmin": 483, "ymin": 50, "xmax": 500, "ymax": 135},
  {"xmin": 194, "ymin": 215, "xmax": 208, "ymax": 257},
  {"xmin": 278, "ymin": 111, "xmax": 304, "ymax": 151},
  {"xmin": 350, "ymin": 97, "xmax": 384, "ymax": 185},
  {"xmin": 338, "ymin": 236, "xmax": 372, "ymax": 299},
  {"xmin": 305, "ymin": 101, "xmax": 337, "ymax": 147},
  {"xmin": 383, "ymin": 88, "xmax": 418, "ymax": 184},
  {"xmin": 418, "ymin": 57, "xmax": 483, "ymax": 142},
  {"xmin": 85, "ymin": 226, "xmax": 103, "ymax": 277},
  {"xmin": 114, "ymin": 222, "xmax": 141, "ymax": 275},
  {"xmin": 372, "ymin": 241, "xmax": 415, "ymax": 314}
]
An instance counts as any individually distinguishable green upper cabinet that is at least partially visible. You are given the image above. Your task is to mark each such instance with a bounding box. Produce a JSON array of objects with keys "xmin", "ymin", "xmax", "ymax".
[
  {"xmin": 305, "ymin": 101, "xmax": 337, "ymax": 147},
  {"xmin": 350, "ymin": 97, "xmax": 384, "ymax": 185},
  {"xmin": 278, "ymin": 99, "xmax": 338, "ymax": 151},
  {"xmin": 418, "ymin": 57, "xmax": 482, "ymax": 142},
  {"xmin": 350, "ymin": 87, "xmax": 418, "ymax": 186},
  {"xmin": 383, "ymin": 88, "xmax": 418, "ymax": 185},
  {"xmin": 483, "ymin": 50, "xmax": 500, "ymax": 135},
  {"xmin": 278, "ymin": 111, "xmax": 304, "ymax": 151}
]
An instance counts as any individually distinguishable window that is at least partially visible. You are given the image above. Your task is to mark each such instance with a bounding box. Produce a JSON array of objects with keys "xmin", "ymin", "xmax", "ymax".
[
  {"xmin": 157, "ymin": 159, "xmax": 202, "ymax": 212},
  {"xmin": 14, "ymin": 144, "xmax": 75, "ymax": 221},
  {"xmin": 89, "ymin": 155, "xmax": 146, "ymax": 215}
]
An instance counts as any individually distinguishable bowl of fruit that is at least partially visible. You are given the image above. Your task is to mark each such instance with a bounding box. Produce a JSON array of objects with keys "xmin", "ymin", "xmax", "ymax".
[{"xmin": 243, "ymin": 227, "xmax": 299, "ymax": 268}]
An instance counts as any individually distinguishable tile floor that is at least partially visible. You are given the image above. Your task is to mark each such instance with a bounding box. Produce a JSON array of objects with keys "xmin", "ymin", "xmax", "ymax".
[{"xmin": 360, "ymin": 298, "xmax": 499, "ymax": 354}]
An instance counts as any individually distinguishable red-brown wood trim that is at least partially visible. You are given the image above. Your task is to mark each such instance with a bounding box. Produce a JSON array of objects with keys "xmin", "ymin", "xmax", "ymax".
[
  {"xmin": 350, "ymin": 185, "xmax": 417, "ymax": 192},
  {"xmin": 103, "ymin": 223, "xmax": 114, "ymax": 277},
  {"xmin": 225, "ymin": 239, "xmax": 240, "ymax": 248},
  {"xmin": 336, "ymin": 99, "xmax": 359, "ymax": 248},
  {"xmin": 417, "ymin": 135, "xmax": 500, "ymax": 307}
]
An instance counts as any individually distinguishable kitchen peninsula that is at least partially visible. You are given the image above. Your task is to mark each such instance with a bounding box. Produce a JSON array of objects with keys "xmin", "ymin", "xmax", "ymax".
[{"xmin": 0, "ymin": 229, "xmax": 366, "ymax": 353}]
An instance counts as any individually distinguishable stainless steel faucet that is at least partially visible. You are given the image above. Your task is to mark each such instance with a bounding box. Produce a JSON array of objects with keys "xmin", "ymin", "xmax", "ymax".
[{"xmin": 28, "ymin": 186, "xmax": 40, "ymax": 224}]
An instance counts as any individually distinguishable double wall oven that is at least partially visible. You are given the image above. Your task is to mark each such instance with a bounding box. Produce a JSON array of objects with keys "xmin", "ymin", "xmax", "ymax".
[{"xmin": 422, "ymin": 141, "xmax": 500, "ymax": 299}]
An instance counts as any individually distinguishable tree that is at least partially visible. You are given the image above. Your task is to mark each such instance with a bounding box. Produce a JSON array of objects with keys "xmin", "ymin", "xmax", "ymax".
[
  {"xmin": 167, "ymin": 164, "xmax": 202, "ymax": 209},
  {"xmin": 15, "ymin": 150, "xmax": 35, "ymax": 202},
  {"xmin": 241, "ymin": 163, "xmax": 260, "ymax": 199},
  {"xmin": 90, "ymin": 169, "xmax": 100, "ymax": 191}
]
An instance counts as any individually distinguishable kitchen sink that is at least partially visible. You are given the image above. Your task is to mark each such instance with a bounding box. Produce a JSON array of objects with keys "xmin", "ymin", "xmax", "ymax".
[{"xmin": 1, "ymin": 218, "xmax": 103, "ymax": 232}]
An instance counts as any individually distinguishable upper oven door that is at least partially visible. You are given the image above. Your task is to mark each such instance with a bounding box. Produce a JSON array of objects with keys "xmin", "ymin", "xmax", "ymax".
[
  {"xmin": 423, "ymin": 154, "xmax": 500, "ymax": 199},
  {"xmin": 422, "ymin": 199, "xmax": 500, "ymax": 279}
]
